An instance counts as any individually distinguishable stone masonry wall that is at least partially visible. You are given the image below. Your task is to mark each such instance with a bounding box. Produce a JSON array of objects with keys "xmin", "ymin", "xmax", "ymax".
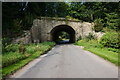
[
  {"xmin": 31, "ymin": 17, "xmax": 94, "ymax": 42},
  {"xmin": 12, "ymin": 17, "xmax": 105, "ymax": 44}
]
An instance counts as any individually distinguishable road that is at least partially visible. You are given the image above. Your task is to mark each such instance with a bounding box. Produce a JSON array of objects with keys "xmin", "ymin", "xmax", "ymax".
[
  {"xmin": 59, "ymin": 40, "xmax": 69, "ymax": 44},
  {"xmin": 11, "ymin": 44, "xmax": 118, "ymax": 78}
]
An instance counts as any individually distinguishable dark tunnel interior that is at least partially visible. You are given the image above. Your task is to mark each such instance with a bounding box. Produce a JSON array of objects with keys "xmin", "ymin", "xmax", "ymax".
[{"xmin": 51, "ymin": 25, "xmax": 75, "ymax": 44}]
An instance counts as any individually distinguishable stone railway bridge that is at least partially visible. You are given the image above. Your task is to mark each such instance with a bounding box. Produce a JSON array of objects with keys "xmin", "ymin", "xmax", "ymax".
[{"xmin": 31, "ymin": 17, "xmax": 94, "ymax": 43}]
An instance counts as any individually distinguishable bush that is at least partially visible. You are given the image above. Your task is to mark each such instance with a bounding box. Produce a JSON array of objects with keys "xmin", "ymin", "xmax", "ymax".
[
  {"xmin": 94, "ymin": 18, "xmax": 103, "ymax": 32},
  {"xmin": 92, "ymin": 44, "xmax": 104, "ymax": 48},
  {"xmin": 2, "ymin": 38, "xmax": 12, "ymax": 47},
  {"xmin": 77, "ymin": 35, "xmax": 82, "ymax": 41},
  {"xmin": 2, "ymin": 52, "xmax": 27, "ymax": 67},
  {"xmin": 99, "ymin": 31, "xmax": 119, "ymax": 49},
  {"xmin": 2, "ymin": 42, "xmax": 55, "ymax": 68},
  {"xmin": 108, "ymin": 48, "xmax": 120, "ymax": 53},
  {"xmin": 3, "ymin": 43, "xmax": 19, "ymax": 53},
  {"xmin": 101, "ymin": 27, "xmax": 113, "ymax": 32},
  {"xmin": 88, "ymin": 39, "xmax": 97, "ymax": 44},
  {"xmin": 85, "ymin": 33, "xmax": 97, "ymax": 41}
]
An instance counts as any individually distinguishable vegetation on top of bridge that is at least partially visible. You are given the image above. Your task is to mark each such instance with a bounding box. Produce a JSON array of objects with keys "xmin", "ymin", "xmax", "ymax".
[{"xmin": 40, "ymin": 16, "xmax": 81, "ymax": 22}]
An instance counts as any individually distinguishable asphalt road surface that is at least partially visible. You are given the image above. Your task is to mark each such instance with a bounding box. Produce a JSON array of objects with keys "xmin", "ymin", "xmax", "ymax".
[{"xmin": 11, "ymin": 44, "xmax": 118, "ymax": 78}]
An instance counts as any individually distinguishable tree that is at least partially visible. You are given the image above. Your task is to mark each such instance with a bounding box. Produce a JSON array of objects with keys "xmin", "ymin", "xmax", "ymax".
[
  {"xmin": 94, "ymin": 18, "xmax": 103, "ymax": 32},
  {"xmin": 2, "ymin": 2, "xmax": 119, "ymax": 38},
  {"xmin": 105, "ymin": 12, "xmax": 119, "ymax": 31}
]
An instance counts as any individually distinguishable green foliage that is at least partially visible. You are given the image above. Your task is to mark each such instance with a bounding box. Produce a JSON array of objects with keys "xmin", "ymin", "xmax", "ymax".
[
  {"xmin": 56, "ymin": 31, "xmax": 70, "ymax": 43},
  {"xmin": 2, "ymin": 2, "xmax": 119, "ymax": 38},
  {"xmin": 93, "ymin": 44, "xmax": 104, "ymax": 48},
  {"xmin": 77, "ymin": 35, "xmax": 82, "ymax": 41},
  {"xmin": 105, "ymin": 12, "xmax": 119, "ymax": 31},
  {"xmin": 101, "ymin": 27, "xmax": 112, "ymax": 32},
  {"xmin": 2, "ymin": 42, "xmax": 55, "ymax": 68},
  {"xmin": 2, "ymin": 52, "xmax": 28, "ymax": 68},
  {"xmin": 86, "ymin": 48, "xmax": 118, "ymax": 66},
  {"xmin": 2, "ymin": 42, "xmax": 55, "ymax": 78},
  {"xmin": 67, "ymin": 2, "xmax": 119, "ymax": 31},
  {"xmin": 74, "ymin": 40, "xmax": 119, "ymax": 66},
  {"xmin": 3, "ymin": 2, "xmax": 69, "ymax": 38},
  {"xmin": 84, "ymin": 33, "xmax": 97, "ymax": 41},
  {"xmin": 94, "ymin": 18, "xmax": 103, "ymax": 32},
  {"xmin": 3, "ymin": 44, "xmax": 19, "ymax": 52},
  {"xmin": 99, "ymin": 31, "xmax": 119, "ymax": 49},
  {"xmin": 2, "ymin": 38, "xmax": 18, "ymax": 52},
  {"xmin": 65, "ymin": 15, "xmax": 73, "ymax": 20},
  {"xmin": 2, "ymin": 38, "xmax": 12, "ymax": 47},
  {"xmin": 74, "ymin": 40, "xmax": 103, "ymax": 48},
  {"xmin": 108, "ymin": 48, "xmax": 120, "ymax": 53}
]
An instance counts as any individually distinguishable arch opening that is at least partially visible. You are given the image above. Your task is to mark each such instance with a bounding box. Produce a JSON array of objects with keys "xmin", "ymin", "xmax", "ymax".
[
  {"xmin": 50, "ymin": 25, "xmax": 75, "ymax": 44},
  {"xmin": 55, "ymin": 31, "xmax": 70, "ymax": 44}
]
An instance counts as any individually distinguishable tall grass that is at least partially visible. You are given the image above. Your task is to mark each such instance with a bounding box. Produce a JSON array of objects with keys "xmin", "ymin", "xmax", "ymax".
[
  {"xmin": 2, "ymin": 42, "xmax": 55, "ymax": 78},
  {"xmin": 2, "ymin": 42, "xmax": 55, "ymax": 68}
]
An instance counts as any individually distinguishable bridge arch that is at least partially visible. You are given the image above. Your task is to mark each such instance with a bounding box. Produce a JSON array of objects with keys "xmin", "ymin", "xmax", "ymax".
[
  {"xmin": 31, "ymin": 18, "xmax": 93, "ymax": 43},
  {"xmin": 50, "ymin": 25, "xmax": 76, "ymax": 43}
]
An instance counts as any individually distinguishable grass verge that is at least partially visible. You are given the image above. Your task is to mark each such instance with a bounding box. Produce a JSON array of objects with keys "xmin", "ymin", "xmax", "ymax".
[
  {"xmin": 2, "ymin": 42, "xmax": 55, "ymax": 79},
  {"xmin": 74, "ymin": 40, "xmax": 119, "ymax": 66}
]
